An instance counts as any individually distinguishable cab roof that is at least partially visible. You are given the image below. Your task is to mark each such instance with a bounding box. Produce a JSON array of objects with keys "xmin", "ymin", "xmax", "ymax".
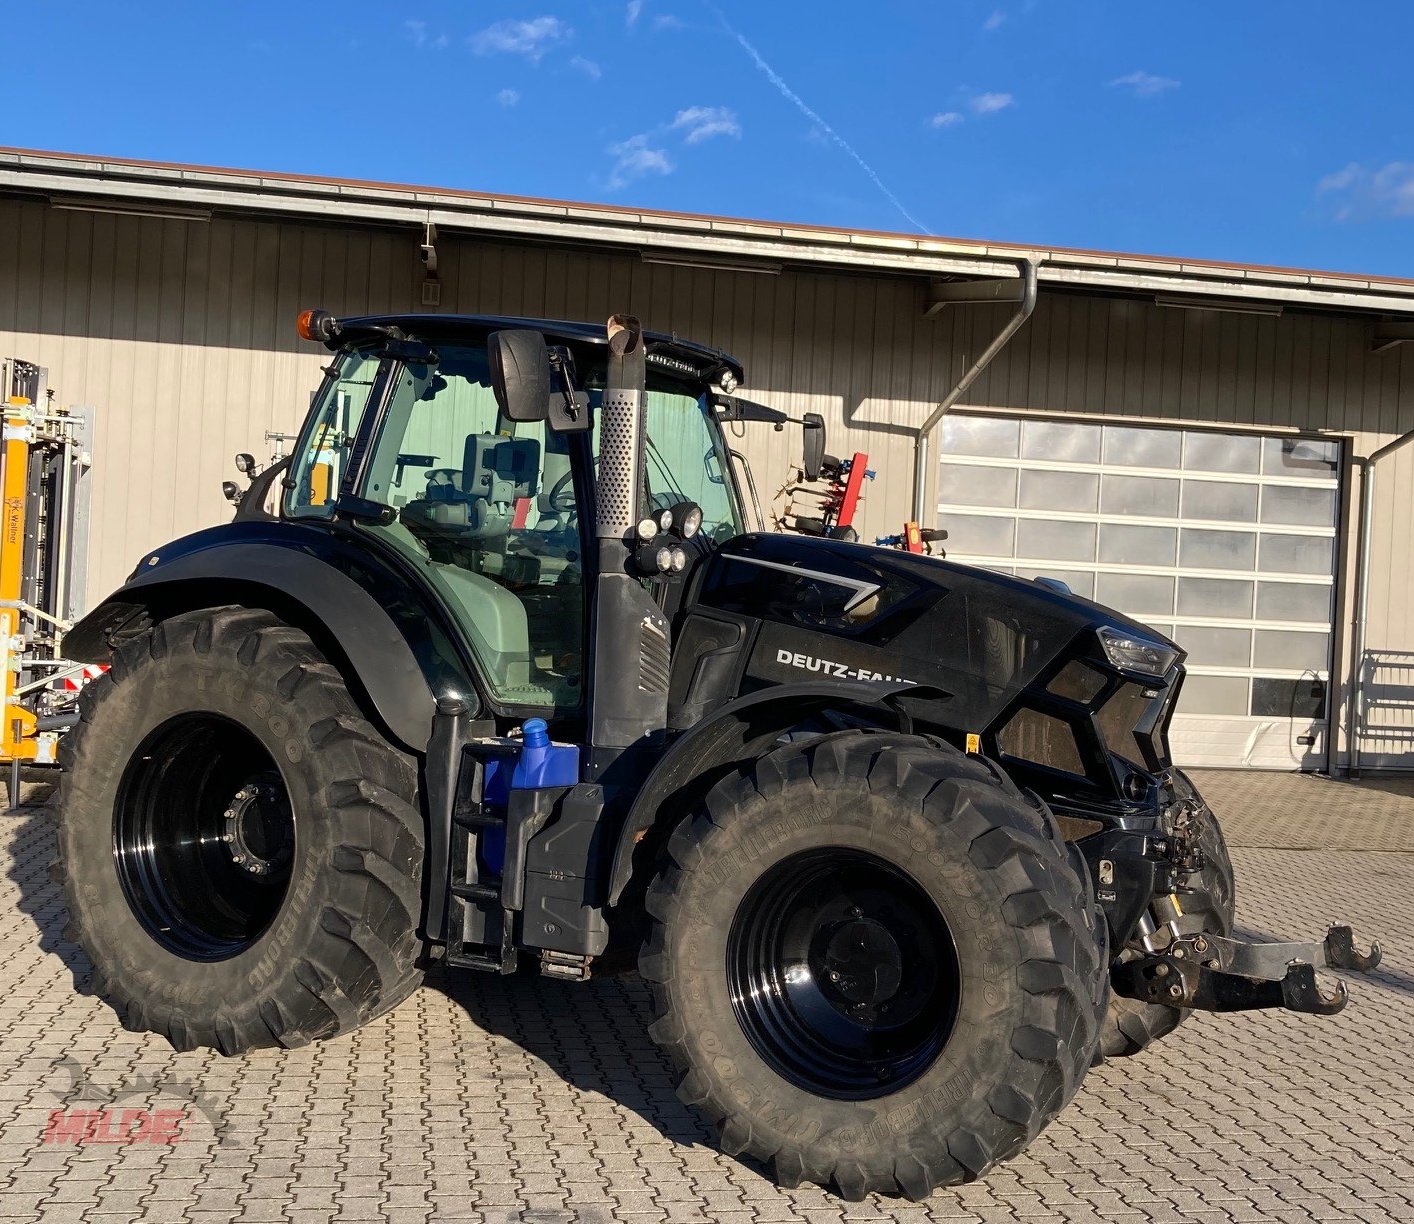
[{"xmin": 334, "ymin": 313, "xmax": 746, "ymax": 386}]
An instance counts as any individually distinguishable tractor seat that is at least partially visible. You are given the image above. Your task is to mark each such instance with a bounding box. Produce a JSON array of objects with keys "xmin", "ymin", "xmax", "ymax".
[{"xmin": 402, "ymin": 433, "xmax": 540, "ymax": 540}]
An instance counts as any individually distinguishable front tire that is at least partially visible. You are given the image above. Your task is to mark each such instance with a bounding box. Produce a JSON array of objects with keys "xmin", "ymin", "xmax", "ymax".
[
  {"xmin": 54, "ymin": 607, "xmax": 425, "ymax": 1054},
  {"xmin": 640, "ymin": 730, "xmax": 1106, "ymax": 1200}
]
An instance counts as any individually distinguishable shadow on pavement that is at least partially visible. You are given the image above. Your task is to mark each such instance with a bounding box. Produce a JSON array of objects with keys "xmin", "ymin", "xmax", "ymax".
[
  {"xmin": 12, "ymin": 788, "xmax": 741, "ymax": 1162},
  {"xmin": 429, "ymin": 967, "xmax": 761, "ymax": 1165},
  {"xmin": 6, "ymin": 796, "xmax": 96, "ymax": 999}
]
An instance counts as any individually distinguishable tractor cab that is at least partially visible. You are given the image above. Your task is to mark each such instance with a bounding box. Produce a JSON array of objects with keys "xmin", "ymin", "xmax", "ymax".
[{"xmin": 271, "ymin": 312, "xmax": 774, "ymax": 723}]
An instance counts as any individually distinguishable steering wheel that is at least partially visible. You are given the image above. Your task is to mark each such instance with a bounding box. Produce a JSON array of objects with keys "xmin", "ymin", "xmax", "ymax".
[{"xmin": 546, "ymin": 469, "xmax": 576, "ymax": 513}]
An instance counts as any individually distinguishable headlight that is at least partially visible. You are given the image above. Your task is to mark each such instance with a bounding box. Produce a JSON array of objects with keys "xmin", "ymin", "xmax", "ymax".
[
  {"xmin": 636, "ymin": 517, "xmax": 658, "ymax": 542},
  {"xmin": 1097, "ymin": 626, "xmax": 1179, "ymax": 678}
]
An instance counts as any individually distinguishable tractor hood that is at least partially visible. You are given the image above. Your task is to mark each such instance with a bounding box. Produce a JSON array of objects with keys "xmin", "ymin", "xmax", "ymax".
[{"xmin": 686, "ymin": 532, "xmax": 1183, "ymax": 751}]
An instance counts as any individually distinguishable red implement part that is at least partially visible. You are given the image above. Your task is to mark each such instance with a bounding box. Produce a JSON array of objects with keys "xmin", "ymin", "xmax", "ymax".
[{"xmin": 836, "ymin": 452, "xmax": 869, "ymax": 528}]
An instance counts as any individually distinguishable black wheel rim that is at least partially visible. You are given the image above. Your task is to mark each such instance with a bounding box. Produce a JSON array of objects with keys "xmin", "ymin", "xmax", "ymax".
[
  {"xmin": 113, "ymin": 714, "xmax": 295, "ymax": 962},
  {"xmin": 727, "ymin": 848, "xmax": 960, "ymax": 1100}
]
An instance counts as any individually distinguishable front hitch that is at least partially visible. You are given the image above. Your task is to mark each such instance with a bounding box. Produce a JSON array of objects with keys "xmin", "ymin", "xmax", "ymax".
[{"xmin": 1112, "ymin": 923, "xmax": 1381, "ymax": 1017}]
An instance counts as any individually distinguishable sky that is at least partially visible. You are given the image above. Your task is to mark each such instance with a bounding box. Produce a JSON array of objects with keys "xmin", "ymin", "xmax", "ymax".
[{"xmin": 4, "ymin": 2, "xmax": 1414, "ymax": 277}]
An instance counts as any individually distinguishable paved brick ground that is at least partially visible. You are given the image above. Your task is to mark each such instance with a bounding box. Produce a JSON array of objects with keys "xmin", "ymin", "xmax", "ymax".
[{"xmin": 1, "ymin": 775, "xmax": 1411, "ymax": 1223}]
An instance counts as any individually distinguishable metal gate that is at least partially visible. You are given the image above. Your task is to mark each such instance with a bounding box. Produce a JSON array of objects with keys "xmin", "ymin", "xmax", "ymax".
[{"xmin": 938, "ymin": 413, "xmax": 1340, "ymax": 770}]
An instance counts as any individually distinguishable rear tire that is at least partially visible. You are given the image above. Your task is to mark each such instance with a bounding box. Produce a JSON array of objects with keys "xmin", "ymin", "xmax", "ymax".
[
  {"xmin": 54, "ymin": 607, "xmax": 425, "ymax": 1054},
  {"xmin": 640, "ymin": 730, "xmax": 1106, "ymax": 1200},
  {"xmin": 1097, "ymin": 782, "xmax": 1235, "ymax": 1059}
]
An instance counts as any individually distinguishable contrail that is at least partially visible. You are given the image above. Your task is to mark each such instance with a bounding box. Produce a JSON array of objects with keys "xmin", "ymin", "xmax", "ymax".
[{"xmin": 703, "ymin": 2, "xmax": 932, "ymax": 235}]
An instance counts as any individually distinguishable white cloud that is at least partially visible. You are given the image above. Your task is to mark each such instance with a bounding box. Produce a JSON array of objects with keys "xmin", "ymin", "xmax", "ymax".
[
  {"xmin": 983, "ymin": 10, "xmax": 1006, "ymax": 31},
  {"xmin": 570, "ymin": 55, "xmax": 602, "ymax": 80},
  {"xmin": 969, "ymin": 91, "xmax": 1014, "ymax": 115},
  {"xmin": 930, "ymin": 111, "xmax": 964, "ymax": 129},
  {"xmin": 1318, "ymin": 163, "xmax": 1362, "ymax": 194},
  {"xmin": 653, "ymin": 13, "xmax": 682, "ymax": 30},
  {"xmin": 1110, "ymin": 69, "xmax": 1180, "ymax": 97},
  {"xmin": 670, "ymin": 105, "xmax": 741, "ymax": 144},
  {"xmin": 1317, "ymin": 161, "xmax": 1414, "ymax": 220},
  {"xmin": 497, "ymin": 88, "xmax": 521, "ymax": 107},
  {"xmin": 607, "ymin": 134, "xmax": 674, "ymax": 189},
  {"xmin": 404, "ymin": 20, "xmax": 448, "ymax": 50},
  {"xmin": 627, "ymin": 0, "xmax": 644, "ymax": 25},
  {"xmin": 471, "ymin": 16, "xmax": 571, "ymax": 61}
]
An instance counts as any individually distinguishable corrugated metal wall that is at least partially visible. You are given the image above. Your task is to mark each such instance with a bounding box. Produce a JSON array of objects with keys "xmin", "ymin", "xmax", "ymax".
[{"xmin": 4, "ymin": 194, "xmax": 1414, "ymax": 765}]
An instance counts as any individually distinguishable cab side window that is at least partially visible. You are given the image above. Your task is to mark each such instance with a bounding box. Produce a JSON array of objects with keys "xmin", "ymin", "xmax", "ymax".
[{"xmin": 286, "ymin": 349, "xmax": 380, "ymax": 519}]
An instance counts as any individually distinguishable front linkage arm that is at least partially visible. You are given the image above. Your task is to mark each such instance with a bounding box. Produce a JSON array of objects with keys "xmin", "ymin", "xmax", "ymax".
[{"xmin": 1113, "ymin": 924, "xmax": 1382, "ymax": 1017}]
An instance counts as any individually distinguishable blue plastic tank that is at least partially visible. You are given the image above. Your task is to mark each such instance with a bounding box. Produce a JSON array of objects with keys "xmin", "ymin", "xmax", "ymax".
[
  {"xmin": 479, "ymin": 720, "xmax": 580, "ymax": 876},
  {"xmin": 511, "ymin": 718, "xmax": 580, "ymax": 790}
]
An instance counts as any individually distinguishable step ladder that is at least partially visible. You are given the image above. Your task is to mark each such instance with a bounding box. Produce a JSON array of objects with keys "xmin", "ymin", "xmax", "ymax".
[{"xmin": 444, "ymin": 758, "xmax": 518, "ymax": 974}]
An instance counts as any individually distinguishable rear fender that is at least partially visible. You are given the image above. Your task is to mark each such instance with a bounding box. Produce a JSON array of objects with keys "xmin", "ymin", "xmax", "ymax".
[
  {"xmin": 606, "ymin": 679, "xmax": 922, "ymax": 906},
  {"xmin": 65, "ymin": 543, "xmax": 438, "ymax": 753}
]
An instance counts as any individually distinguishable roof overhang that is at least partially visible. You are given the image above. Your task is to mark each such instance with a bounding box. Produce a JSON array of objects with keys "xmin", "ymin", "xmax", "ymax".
[{"xmin": 7, "ymin": 146, "xmax": 1414, "ymax": 319}]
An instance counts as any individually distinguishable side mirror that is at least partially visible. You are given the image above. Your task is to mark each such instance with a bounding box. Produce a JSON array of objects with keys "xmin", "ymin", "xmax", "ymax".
[
  {"xmin": 802, "ymin": 412, "xmax": 826, "ymax": 482},
  {"xmin": 488, "ymin": 329, "xmax": 551, "ymax": 423}
]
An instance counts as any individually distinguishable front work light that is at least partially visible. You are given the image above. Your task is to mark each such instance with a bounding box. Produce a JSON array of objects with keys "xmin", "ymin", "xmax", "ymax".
[
  {"xmin": 1098, "ymin": 626, "xmax": 1180, "ymax": 678},
  {"xmin": 666, "ymin": 501, "xmax": 703, "ymax": 539}
]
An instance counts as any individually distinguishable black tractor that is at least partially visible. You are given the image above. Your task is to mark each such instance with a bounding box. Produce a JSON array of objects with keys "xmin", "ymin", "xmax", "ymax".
[{"xmin": 54, "ymin": 311, "xmax": 1379, "ymax": 1200}]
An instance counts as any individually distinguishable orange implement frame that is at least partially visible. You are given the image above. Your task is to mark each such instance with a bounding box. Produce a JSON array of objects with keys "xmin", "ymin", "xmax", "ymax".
[
  {"xmin": 0, "ymin": 361, "xmax": 95, "ymax": 806},
  {"xmin": 1, "ymin": 405, "xmax": 39, "ymax": 763}
]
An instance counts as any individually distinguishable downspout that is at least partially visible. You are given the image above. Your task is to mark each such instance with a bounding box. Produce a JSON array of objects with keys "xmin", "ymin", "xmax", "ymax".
[
  {"xmin": 1349, "ymin": 425, "xmax": 1414, "ymax": 776},
  {"xmin": 911, "ymin": 258, "xmax": 1040, "ymax": 523}
]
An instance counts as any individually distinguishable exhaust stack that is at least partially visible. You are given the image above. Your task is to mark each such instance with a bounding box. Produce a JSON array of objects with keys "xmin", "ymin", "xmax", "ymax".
[{"xmin": 588, "ymin": 315, "xmax": 671, "ymax": 755}]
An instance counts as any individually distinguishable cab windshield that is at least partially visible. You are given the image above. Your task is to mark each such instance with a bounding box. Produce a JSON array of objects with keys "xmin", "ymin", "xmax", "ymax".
[{"xmin": 588, "ymin": 378, "xmax": 745, "ymax": 543}]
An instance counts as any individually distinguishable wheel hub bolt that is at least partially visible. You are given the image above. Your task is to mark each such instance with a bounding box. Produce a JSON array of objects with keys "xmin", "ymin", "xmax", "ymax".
[
  {"xmin": 828, "ymin": 971, "xmax": 841, "ymax": 982},
  {"xmin": 232, "ymin": 853, "xmax": 245, "ymax": 865}
]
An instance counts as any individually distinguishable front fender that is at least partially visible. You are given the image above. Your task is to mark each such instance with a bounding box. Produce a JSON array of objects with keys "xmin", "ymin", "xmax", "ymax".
[
  {"xmin": 66, "ymin": 542, "xmax": 438, "ymax": 753},
  {"xmin": 607, "ymin": 679, "xmax": 921, "ymax": 905}
]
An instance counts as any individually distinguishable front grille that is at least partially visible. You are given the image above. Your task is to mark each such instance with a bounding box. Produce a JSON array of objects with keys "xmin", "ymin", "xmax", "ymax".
[{"xmin": 1095, "ymin": 679, "xmax": 1172, "ymax": 771}]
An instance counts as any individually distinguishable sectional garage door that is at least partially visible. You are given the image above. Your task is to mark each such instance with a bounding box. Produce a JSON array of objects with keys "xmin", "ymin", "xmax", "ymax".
[{"xmin": 938, "ymin": 414, "xmax": 1341, "ymax": 770}]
